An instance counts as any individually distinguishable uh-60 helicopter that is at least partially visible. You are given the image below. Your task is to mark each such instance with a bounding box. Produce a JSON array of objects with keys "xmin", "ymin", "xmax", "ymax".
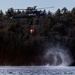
[{"xmin": 8, "ymin": 6, "xmax": 54, "ymax": 34}]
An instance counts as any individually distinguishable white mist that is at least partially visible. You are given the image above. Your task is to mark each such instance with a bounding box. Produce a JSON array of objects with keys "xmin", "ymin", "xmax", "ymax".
[{"xmin": 44, "ymin": 45, "xmax": 73, "ymax": 66}]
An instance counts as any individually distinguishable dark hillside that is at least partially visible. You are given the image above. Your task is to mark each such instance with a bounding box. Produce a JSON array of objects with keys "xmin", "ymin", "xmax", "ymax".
[{"xmin": 0, "ymin": 7, "xmax": 75, "ymax": 66}]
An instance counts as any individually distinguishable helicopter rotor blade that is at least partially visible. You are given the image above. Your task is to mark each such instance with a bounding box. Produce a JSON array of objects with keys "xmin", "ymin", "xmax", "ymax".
[
  {"xmin": 14, "ymin": 9, "xmax": 27, "ymax": 11},
  {"xmin": 13, "ymin": 6, "xmax": 54, "ymax": 11},
  {"xmin": 37, "ymin": 6, "xmax": 55, "ymax": 9}
]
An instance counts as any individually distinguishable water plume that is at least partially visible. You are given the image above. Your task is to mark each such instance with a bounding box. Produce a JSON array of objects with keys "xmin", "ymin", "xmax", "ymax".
[{"xmin": 43, "ymin": 44, "xmax": 73, "ymax": 66}]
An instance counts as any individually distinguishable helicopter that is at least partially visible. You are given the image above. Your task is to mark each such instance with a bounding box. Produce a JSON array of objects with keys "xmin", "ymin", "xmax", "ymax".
[
  {"xmin": 8, "ymin": 6, "xmax": 54, "ymax": 34},
  {"xmin": 8, "ymin": 6, "xmax": 54, "ymax": 19}
]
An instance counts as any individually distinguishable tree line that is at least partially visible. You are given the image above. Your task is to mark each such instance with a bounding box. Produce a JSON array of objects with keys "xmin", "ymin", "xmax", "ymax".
[{"xmin": 0, "ymin": 7, "xmax": 75, "ymax": 65}]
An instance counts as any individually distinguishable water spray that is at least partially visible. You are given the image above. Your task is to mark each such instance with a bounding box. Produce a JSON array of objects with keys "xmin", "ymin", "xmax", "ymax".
[{"xmin": 43, "ymin": 45, "xmax": 74, "ymax": 66}]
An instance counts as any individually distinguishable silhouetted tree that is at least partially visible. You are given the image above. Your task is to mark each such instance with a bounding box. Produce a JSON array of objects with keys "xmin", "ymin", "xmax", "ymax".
[{"xmin": 0, "ymin": 10, "xmax": 3, "ymax": 18}]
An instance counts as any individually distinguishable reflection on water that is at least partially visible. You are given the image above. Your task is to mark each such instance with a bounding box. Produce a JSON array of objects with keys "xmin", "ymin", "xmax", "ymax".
[{"xmin": 0, "ymin": 66, "xmax": 75, "ymax": 75}]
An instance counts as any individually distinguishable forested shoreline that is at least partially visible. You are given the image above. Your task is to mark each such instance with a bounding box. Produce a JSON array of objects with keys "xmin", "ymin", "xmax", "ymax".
[{"xmin": 0, "ymin": 7, "xmax": 75, "ymax": 66}]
